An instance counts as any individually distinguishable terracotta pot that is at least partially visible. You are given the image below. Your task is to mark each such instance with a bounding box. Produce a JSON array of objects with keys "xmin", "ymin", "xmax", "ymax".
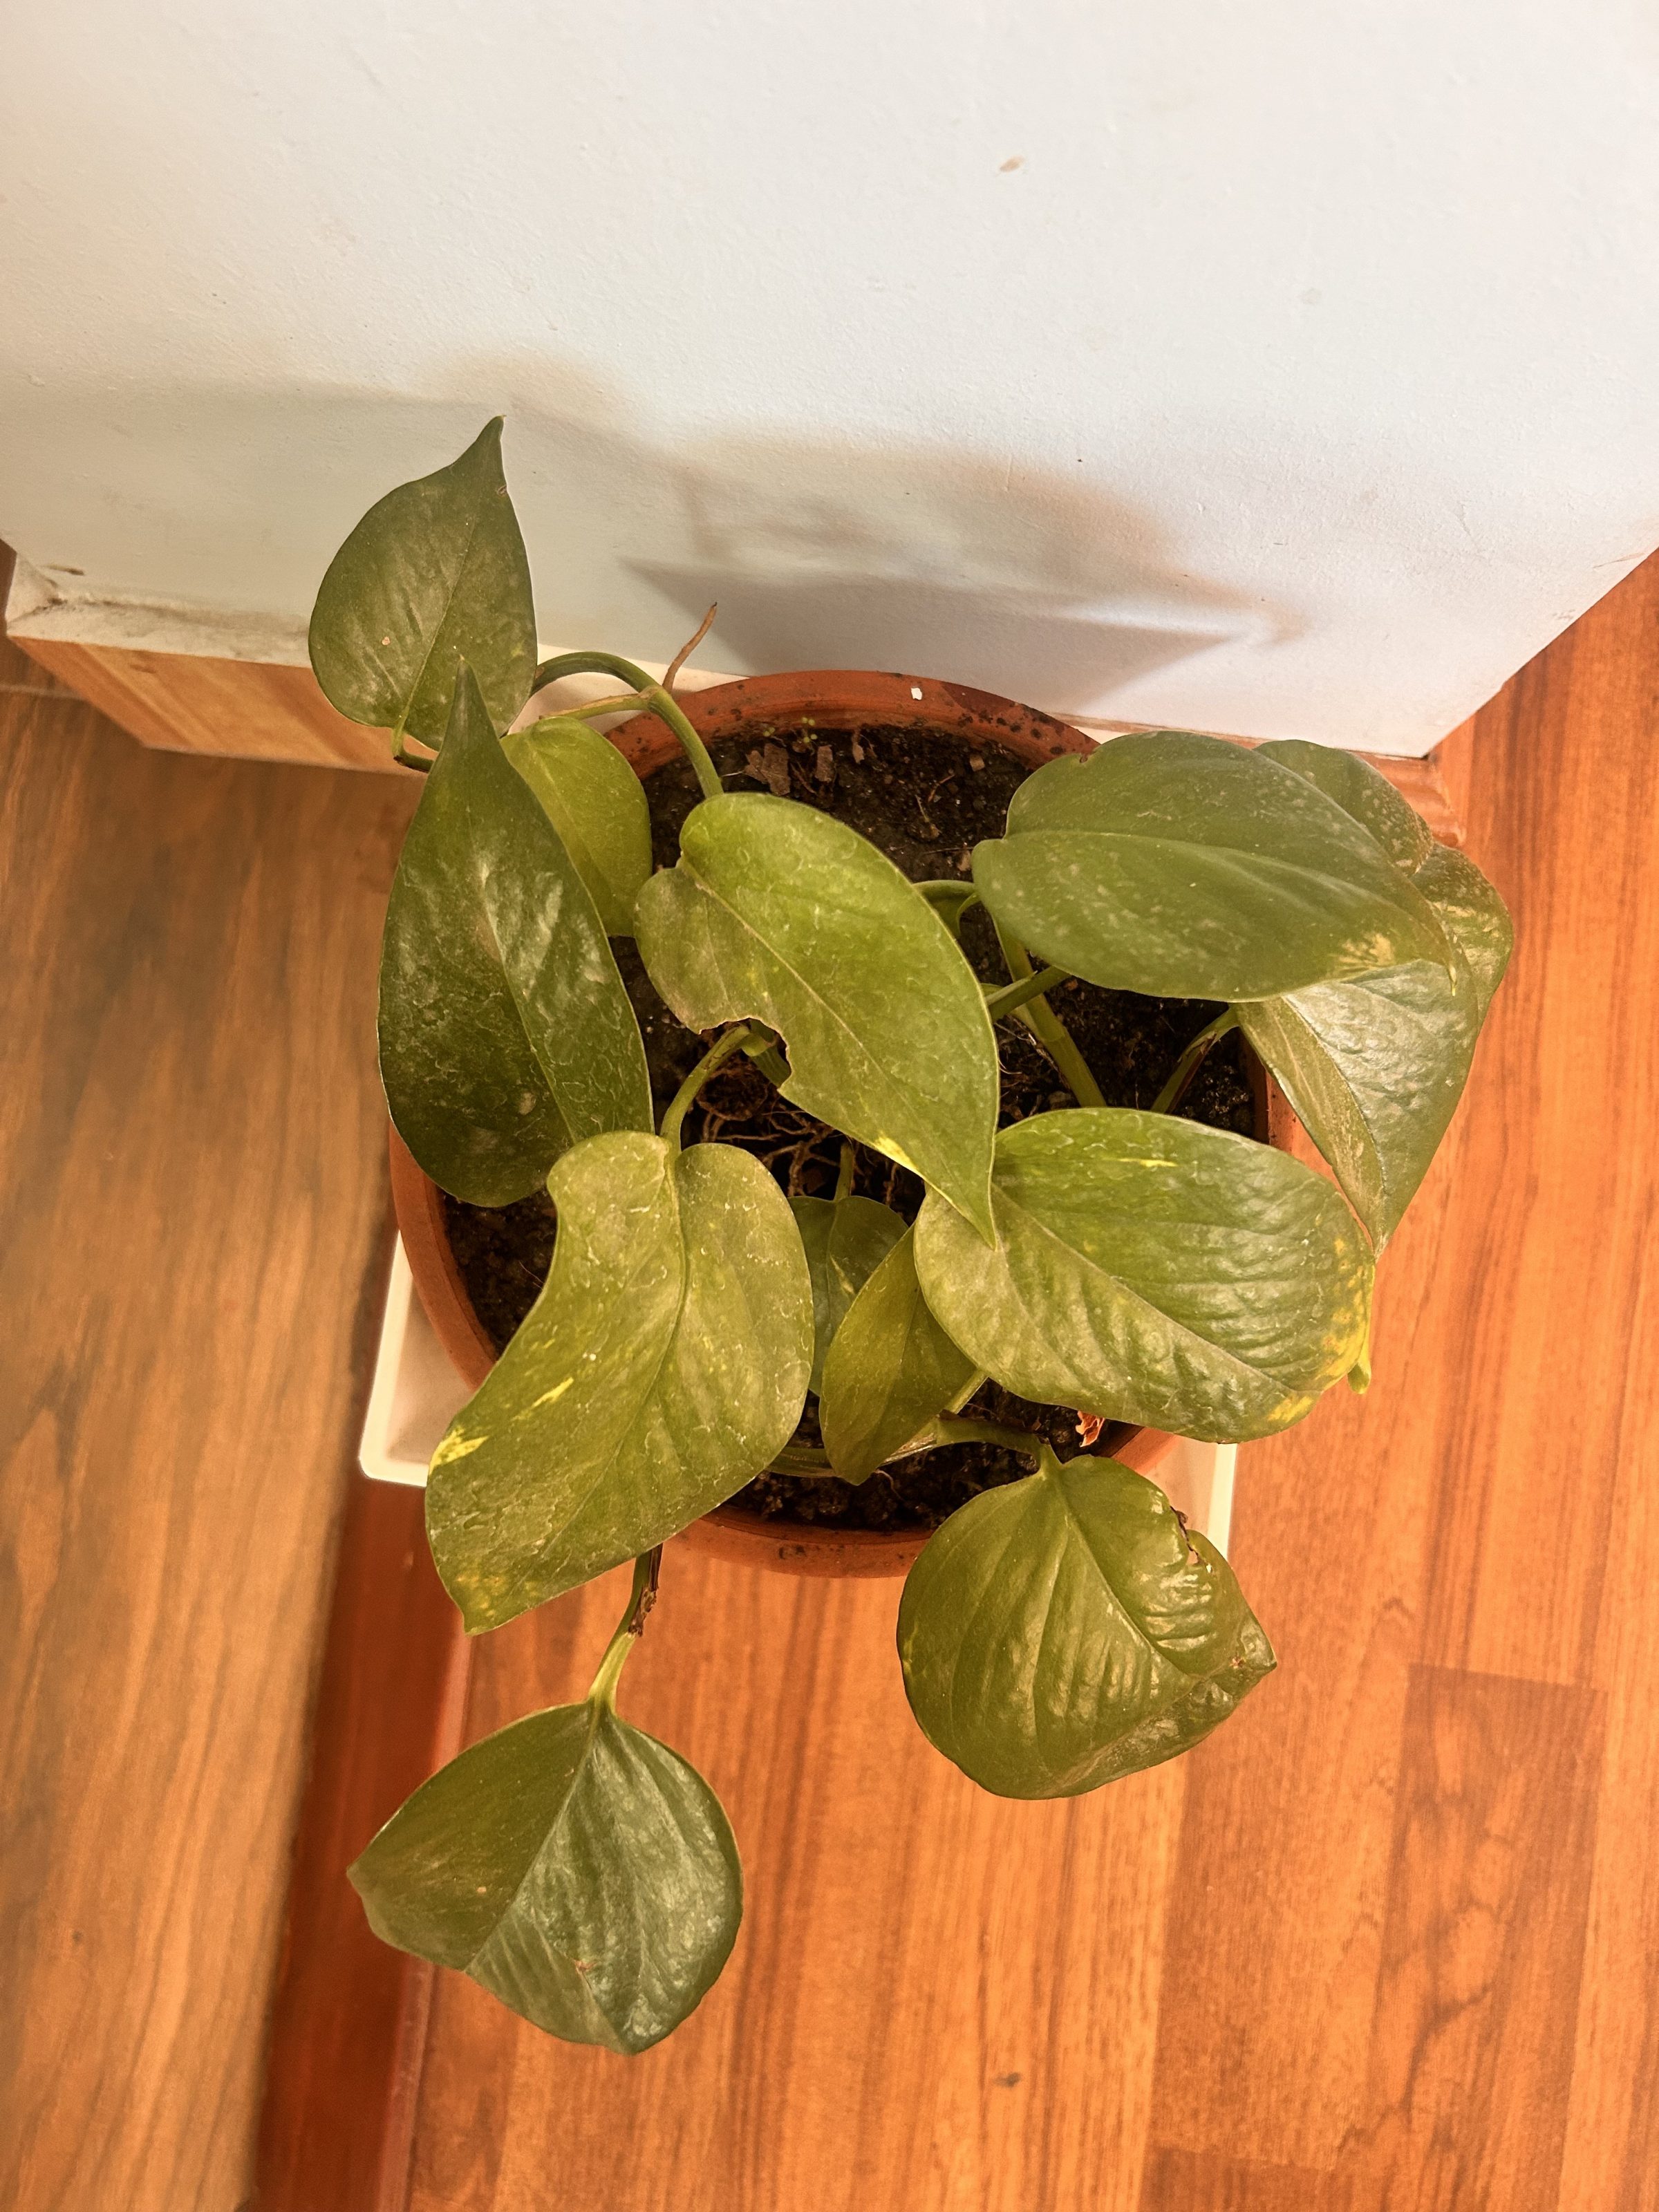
[{"xmin": 390, "ymin": 667, "xmax": 1286, "ymax": 1578}]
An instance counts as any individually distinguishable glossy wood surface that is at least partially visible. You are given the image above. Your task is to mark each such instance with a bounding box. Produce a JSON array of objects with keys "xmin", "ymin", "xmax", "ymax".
[
  {"xmin": 393, "ymin": 560, "xmax": 1659, "ymax": 2209},
  {"xmin": 6, "ymin": 541, "xmax": 1657, "ymax": 2206},
  {"xmin": 14, "ymin": 634, "xmax": 402, "ymax": 771},
  {"xmin": 0, "ymin": 625, "xmax": 419, "ymax": 2209}
]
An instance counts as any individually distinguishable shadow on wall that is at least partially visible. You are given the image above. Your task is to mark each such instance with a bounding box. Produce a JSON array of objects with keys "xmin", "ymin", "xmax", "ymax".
[{"xmin": 0, "ymin": 358, "xmax": 1297, "ymax": 719}]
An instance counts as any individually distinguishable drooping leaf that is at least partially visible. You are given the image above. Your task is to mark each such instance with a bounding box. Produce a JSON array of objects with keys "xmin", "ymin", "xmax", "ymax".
[
  {"xmin": 790, "ymin": 1191, "xmax": 908, "ymax": 1393},
  {"xmin": 971, "ymin": 731, "xmax": 1450, "ymax": 1001},
  {"xmin": 912, "ymin": 1108, "xmax": 1371, "ymax": 1441},
  {"xmin": 427, "ymin": 1132, "xmax": 812, "ymax": 1629},
  {"xmin": 819, "ymin": 1227, "xmax": 979, "ymax": 1481},
  {"xmin": 503, "ymin": 715, "xmax": 653, "ymax": 935},
  {"xmin": 377, "ymin": 668, "xmax": 653, "ymax": 1206},
  {"xmin": 1235, "ymin": 828, "xmax": 1512, "ymax": 1246},
  {"xmin": 897, "ymin": 1452, "xmax": 1275, "ymax": 1797},
  {"xmin": 1237, "ymin": 977, "xmax": 1471, "ymax": 1248},
  {"xmin": 350, "ymin": 1700, "xmax": 740, "ymax": 2052},
  {"xmin": 310, "ymin": 418, "xmax": 536, "ymax": 744},
  {"xmin": 635, "ymin": 794, "xmax": 1000, "ymax": 1237},
  {"xmin": 1411, "ymin": 843, "xmax": 1512, "ymax": 1019},
  {"xmin": 1255, "ymin": 738, "xmax": 1436, "ymax": 871}
]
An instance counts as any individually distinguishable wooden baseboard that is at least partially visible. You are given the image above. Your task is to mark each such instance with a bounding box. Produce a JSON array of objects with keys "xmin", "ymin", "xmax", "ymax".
[
  {"xmin": 9, "ymin": 633, "xmax": 1464, "ymax": 837},
  {"xmin": 12, "ymin": 635, "xmax": 404, "ymax": 772}
]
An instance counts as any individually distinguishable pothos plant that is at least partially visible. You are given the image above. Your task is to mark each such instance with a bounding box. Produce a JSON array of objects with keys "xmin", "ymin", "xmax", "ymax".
[{"xmin": 314, "ymin": 422, "xmax": 1511, "ymax": 2055}]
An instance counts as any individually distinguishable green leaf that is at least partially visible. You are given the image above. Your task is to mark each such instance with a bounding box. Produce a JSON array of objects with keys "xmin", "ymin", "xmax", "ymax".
[
  {"xmin": 1412, "ymin": 844, "xmax": 1512, "ymax": 1020},
  {"xmin": 1255, "ymin": 738, "xmax": 1436, "ymax": 871},
  {"xmin": 897, "ymin": 1452, "xmax": 1275, "ymax": 1797},
  {"xmin": 912, "ymin": 1108, "xmax": 1371, "ymax": 1441},
  {"xmin": 350, "ymin": 1700, "xmax": 740, "ymax": 2052},
  {"xmin": 819, "ymin": 1227, "xmax": 979, "ymax": 1481},
  {"xmin": 377, "ymin": 668, "xmax": 653, "ymax": 1206},
  {"xmin": 635, "ymin": 794, "xmax": 1000, "ymax": 1236},
  {"xmin": 790, "ymin": 1191, "xmax": 908, "ymax": 1394},
  {"xmin": 503, "ymin": 715, "xmax": 653, "ymax": 935},
  {"xmin": 1235, "ymin": 841, "xmax": 1512, "ymax": 1246},
  {"xmin": 310, "ymin": 418, "xmax": 536, "ymax": 744},
  {"xmin": 427, "ymin": 1131, "xmax": 812, "ymax": 1629},
  {"xmin": 971, "ymin": 731, "xmax": 1450, "ymax": 1001}
]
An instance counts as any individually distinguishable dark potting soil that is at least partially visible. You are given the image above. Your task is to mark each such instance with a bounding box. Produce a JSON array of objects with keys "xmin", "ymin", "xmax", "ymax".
[{"xmin": 440, "ymin": 722, "xmax": 1262, "ymax": 1531}]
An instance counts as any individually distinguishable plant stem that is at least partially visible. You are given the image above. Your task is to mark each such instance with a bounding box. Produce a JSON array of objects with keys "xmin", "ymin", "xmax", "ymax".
[
  {"xmin": 740, "ymin": 1026, "xmax": 791, "ymax": 1087},
  {"xmin": 929, "ymin": 1416, "xmax": 1048, "ymax": 1463},
  {"xmin": 660, "ymin": 1026, "xmax": 756, "ymax": 1148},
  {"xmin": 982, "ymin": 964, "xmax": 1071, "ymax": 1020},
  {"xmin": 557, "ymin": 691, "xmax": 648, "ymax": 720},
  {"xmin": 833, "ymin": 1141, "xmax": 856, "ymax": 1203},
  {"xmin": 992, "ymin": 924, "xmax": 1107, "ymax": 1109},
  {"xmin": 586, "ymin": 1548, "xmax": 662, "ymax": 1711},
  {"xmin": 1149, "ymin": 1009, "xmax": 1240, "ymax": 1115},
  {"xmin": 771, "ymin": 1442, "xmax": 832, "ymax": 1472},
  {"xmin": 663, "ymin": 603, "xmax": 718, "ymax": 693},
  {"xmin": 531, "ymin": 650, "xmax": 724, "ymax": 803},
  {"xmin": 944, "ymin": 1368, "xmax": 988, "ymax": 1414}
]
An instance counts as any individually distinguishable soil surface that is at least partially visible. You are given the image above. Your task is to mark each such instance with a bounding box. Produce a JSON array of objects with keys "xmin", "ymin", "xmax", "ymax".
[{"xmin": 441, "ymin": 721, "xmax": 1262, "ymax": 1531}]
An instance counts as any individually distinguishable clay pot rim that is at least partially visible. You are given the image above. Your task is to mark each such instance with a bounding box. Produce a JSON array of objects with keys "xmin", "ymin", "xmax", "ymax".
[{"xmin": 388, "ymin": 664, "xmax": 1267, "ymax": 1579}]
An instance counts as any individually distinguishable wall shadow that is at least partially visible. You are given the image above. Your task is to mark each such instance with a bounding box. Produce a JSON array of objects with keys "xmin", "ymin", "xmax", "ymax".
[{"xmin": 0, "ymin": 357, "xmax": 1299, "ymax": 720}]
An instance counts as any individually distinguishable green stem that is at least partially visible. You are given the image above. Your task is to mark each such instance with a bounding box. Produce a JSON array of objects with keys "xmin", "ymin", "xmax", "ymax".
[
  {"xmin": 660, "ymin": 1027, "xmax": 756, "ymax": 1148},
  {"xmin": 740, "ymin": 1026, "xmax": 791, "ymax": 1087},
  {"xmin": 557, "ymin": 691, "xmax": 650, "ymax": 720},
  {"xmin": 982, "ymin": 964, "xmax": 1071, "ymax": 1020},
  {"xmin": 929, "ymin": 1416, "xmax": 1049, "ymax": 1465},
  {"xmin": 532, "ymin": 651, "xmax": 724, "ymax": 802},
  {"xmin": 944, "ymin": 1367, "xmax": 988, "ymax": 1415},
  {"xmin": 1150, "ymin": 1009, "xmax": 1240, "ymax": 1116},
  {"xmin": 833, "ymin": 1141, "xmax": 856, "ymax": 1203},
  {"xmin": 770, "ymin": 1442, "xmax": 832, "ymax": 1472},
  {"xmin": 993, "ymin": 925, "xmax": 1106, "ymax": 1109},
  {"xmin": 586, "ymin": 1548, "xmax": 662, "ymax": 1711}
]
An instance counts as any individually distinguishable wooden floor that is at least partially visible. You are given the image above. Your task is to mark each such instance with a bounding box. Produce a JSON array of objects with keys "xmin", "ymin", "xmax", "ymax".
[
  {"xmin": 4, "ymin": 554, "xmax": 1658, "ymax": 2209},
  {"xmin": 0, "ymin": 635, "xmax": 418, "ymax": 2209}
]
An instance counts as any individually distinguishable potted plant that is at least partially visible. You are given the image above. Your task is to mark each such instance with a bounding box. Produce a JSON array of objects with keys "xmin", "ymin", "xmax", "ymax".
[{"xmin": 310, "ymin": 422, "xmax": 1510, "ymax": 2056}]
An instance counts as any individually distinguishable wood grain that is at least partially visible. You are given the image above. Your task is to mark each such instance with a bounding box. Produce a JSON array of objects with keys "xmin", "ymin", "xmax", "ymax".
[
  {"xmin": 10, "ymin": 542, "xmax": 1658, "ymax": 2206},
  {"xmin": 1143, "ymin": 554, "xmax": 1659, "ymax": 2200},
  {"xmin": 308, "ymin": 556, "xmax": 1655, "ymax": 2208},
  {"xmin": 401, "ymin": 1556, "xmax": 1184, "ymax": 2212},
  {"xmin": 0, "ymin": 679, "xmax": 416, "ymax": 2209},
  {"xmin": 1341, "ymin": 1667, "xmax": 1603, "ymax": 2209},
  {"xmin": 255, "ymin": 1478, "xmax": 470, "ymax": 2212},
  {"xmin": 12, "ymin": 635, "xmax": 404, "ymax": 771}
]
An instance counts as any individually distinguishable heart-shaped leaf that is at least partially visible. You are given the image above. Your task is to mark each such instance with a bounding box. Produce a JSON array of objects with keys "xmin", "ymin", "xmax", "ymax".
[
  {"xmin": 790, "ymin": 1190, "xmax": 908, "ymax": 1393},
  {"xmin": 897, "ymin": 1451, "xmax": 1275, "ymax": 1797},
  {"xmin": 971, "ymin": 731, "xmax": 1450, "ymax": 1001},
  {"xmin": 309, "ymin": 418, "xmax": 536, "ymax": 744},
  {"xmin": 503, "ymin": 715, "xmax": 653, "ymax": 935},
  {"xmin": 912, "ymin": 1108, "xmax": 1371, "ymax": 1441},
  {"xmin": 378, "ymin": 668, "xmax": 653, "ymax": 1206},
  {"xmin": 1255, "ymin": 738, "xmax": 1436, "ymax": 871},
  {"xmin": 427, "ymin": 1131, "xmax": 812, "ymax": 1629},
  {"xmin": 1234, "ymin": 762, "xmax": 1512, "ymax": 1245},
  {"xmin": 350, "ymin": 1700, "xmax": 741, "ymax": 2052},
  {"xmin": 819, "ymin": 1226, "xmax": 979, "ymax": 1480},
  {"xmin": 635, "ymin": 794, "xmax": 999, "ymax": 1237}
]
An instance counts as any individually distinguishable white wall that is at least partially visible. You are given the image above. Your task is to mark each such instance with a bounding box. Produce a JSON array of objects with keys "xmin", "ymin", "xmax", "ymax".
[{"xmin": 4, "ymin": 1, "xmax": 1658, "ymax": 753}]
